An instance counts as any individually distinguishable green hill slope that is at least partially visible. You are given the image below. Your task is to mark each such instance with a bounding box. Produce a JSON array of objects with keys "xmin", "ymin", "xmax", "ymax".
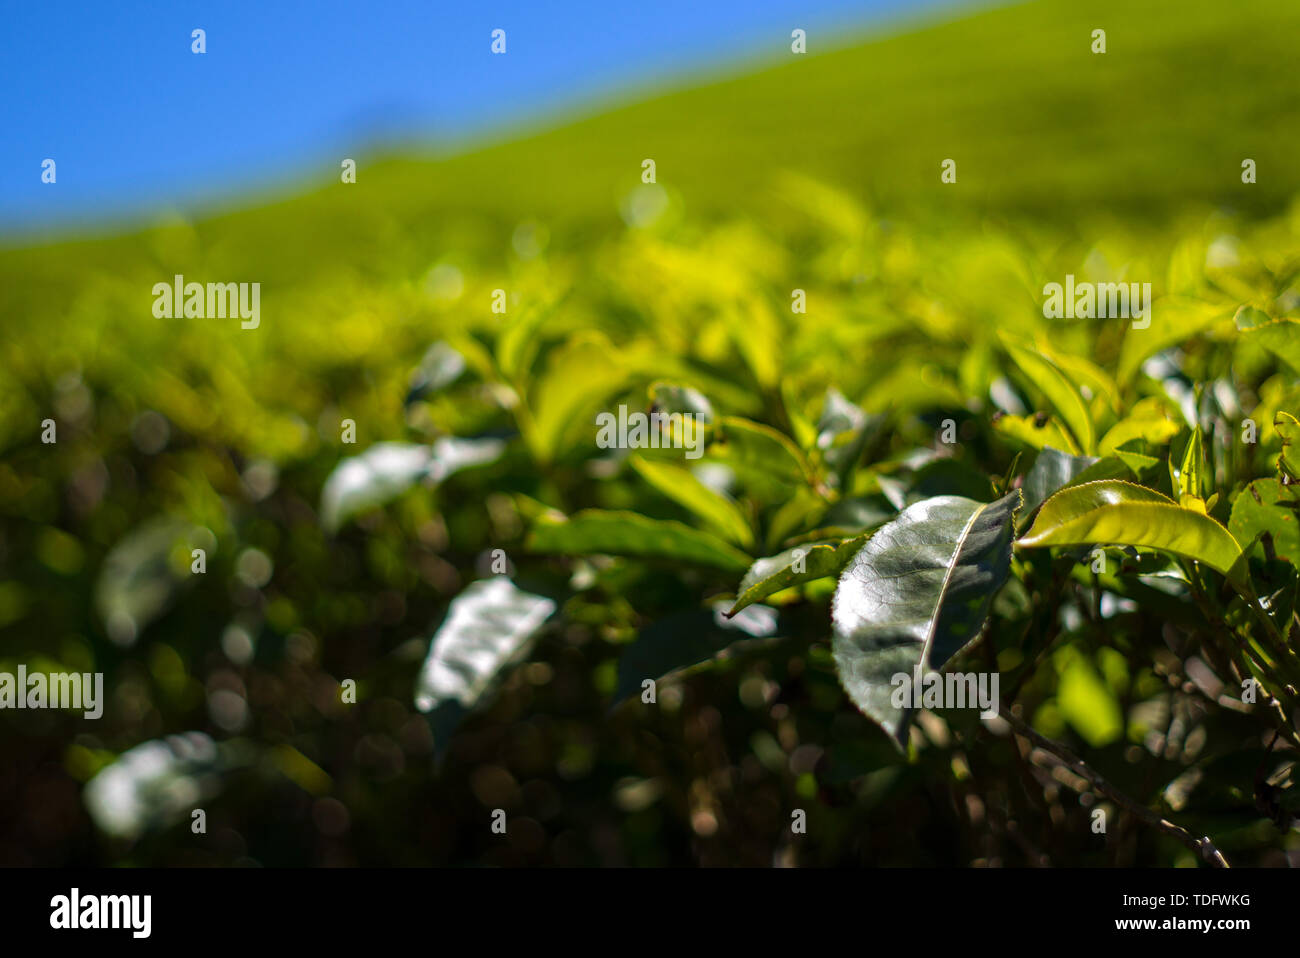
[{"xmin": 4, "ymin": 0, "xmax": 1299, "ymax": 274}]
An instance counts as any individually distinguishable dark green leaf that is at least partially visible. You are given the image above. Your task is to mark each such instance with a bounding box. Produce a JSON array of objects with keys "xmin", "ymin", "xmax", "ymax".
[{"xmin": 832, "ymin": 491, "xmax": 1020, "ymax": 748}]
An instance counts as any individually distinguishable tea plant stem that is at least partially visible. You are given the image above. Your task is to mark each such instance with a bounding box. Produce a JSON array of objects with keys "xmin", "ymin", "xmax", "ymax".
[{"xmin": 998, "ymin": 708, "xmax": 1230, "ymax": 868}]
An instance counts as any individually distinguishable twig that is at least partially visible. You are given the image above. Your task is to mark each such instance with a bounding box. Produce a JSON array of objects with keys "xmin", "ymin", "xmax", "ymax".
[{"xmin": 998, "ymin": 707, "xmax": 1230, "ymax": 868}]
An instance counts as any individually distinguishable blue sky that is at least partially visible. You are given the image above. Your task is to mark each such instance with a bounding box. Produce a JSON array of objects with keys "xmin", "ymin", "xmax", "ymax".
[{"xmin": 2, "ymin": 0, "xmax": 955, "ymax": 234}]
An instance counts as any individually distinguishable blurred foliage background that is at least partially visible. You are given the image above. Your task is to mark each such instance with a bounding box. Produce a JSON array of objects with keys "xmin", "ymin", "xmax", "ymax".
[{"xmin": 3, "ymin": 0, "xmax": 1300, "ymax": 866}]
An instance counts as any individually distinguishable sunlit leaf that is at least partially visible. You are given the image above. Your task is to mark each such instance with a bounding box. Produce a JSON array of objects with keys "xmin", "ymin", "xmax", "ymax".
[
  {"xmin": 1018, "ymin": 480, "xmax": 1244, "ymax": 582},
  {"xmin": 1117, "ymin": 296, "xmax": 1229, "ymax": 383},
  {"xmin": 1055, "ymin": 648, "xmax": 1123, "ymax": 747},
  {"xmin": 526, "ymin": 333, "xmax": 632, "ymax": 464},
  {"xmin": 832, "ymin": 492, "xmax": 1020, "ymax": 748},
  {"xmin": 320, "ymin": 438, "xmax": 505, "ymax": 533},
  {"xmin": 1173, "ymin": 425, "xmax": 1209, "ymax": 509},
  {"xmin": 704, "ymin": 415, "xmax": 814, "ymax": 497},
  {"xmin": 415, "ymin": 577, "xmax": 556, "ymax": 712},
  {"xmin": 84, "ymin": 732, "xmax": 224, "ymax": 840}
]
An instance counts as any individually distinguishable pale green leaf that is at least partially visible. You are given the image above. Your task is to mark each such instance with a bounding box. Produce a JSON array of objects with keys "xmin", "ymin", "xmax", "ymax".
[{"xmin": 1018, "ymin": 480, "xmax": 1244, "ymax": 582}]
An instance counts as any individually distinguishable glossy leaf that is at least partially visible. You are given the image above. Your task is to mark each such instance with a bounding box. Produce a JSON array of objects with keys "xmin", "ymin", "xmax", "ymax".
[
  {"xmin": 405, "ymin": 341, "xmax": 466, "ymax": 406},
  {"xmin": 94, "ymin": 517, "xmax": 213, "ymax": 646},
  {"xmin": 415, "ymin": 578, "xmax": 556, "ymax": 714},
  {"xmin": 84, "ymin": 732, "xmax": 224, "ymax": 839},
  {"xmin": 320, "ymin": 438, "xmax": 505, "ymax": 533},
  {"xmin": 832, "ymin": 491, "xmax": 1020, "ymax": 748},
  {"xmin": 649, "ymin": 381, "xmax": 715, "ymax": 422}
]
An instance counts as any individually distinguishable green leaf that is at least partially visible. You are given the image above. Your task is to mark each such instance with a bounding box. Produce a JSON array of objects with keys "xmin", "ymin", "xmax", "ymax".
[
  {"xmin": 496, "ymin": 297, "xmax": 556, "ymax": 384},
  {"xmin": 725, "ymin": 296, "xmax": 782, "ymax": 388},
  {"xmin": 415, "ymin": 578, "xmax": 557, "ymax": 749},
  {"xmin": 1018, "ymin": 480, "xmax": 1245, "ymax": 582},
  {"xmin": 319, "ymin": 438, "xmax": 505, "ymax": 533},
  {"xmin": 526, "ymin": 509, "xmax": 752, "ymax": 571},
  {"xmin": 1004, "ymin": 343, "xmax": 1095, "ymax": 454},
  {"xmin": 1111, "ymin": 444, "xmax": 1162, "ymax": 477},
  {"xmin": 1032, "ymin": 339, "xmax": 1119, "ymax": 415},
  {"xmin": 764, "ymin": 486, "xmax": 830, "ymax": 551},
  {"xmin": 729, "ymin": 532, "xmax": 871, "ymax": 616},
  {"xmin": 630, "ymin": 455, "xmax": 753, "ymax": 549},
  {"xmin": 1229, "ymin": 479, "xmax": 1300, "ymax": 564},
  {"xmin": 831, "ymin": 491, "xmax": 1020, "ymax": 749}
]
